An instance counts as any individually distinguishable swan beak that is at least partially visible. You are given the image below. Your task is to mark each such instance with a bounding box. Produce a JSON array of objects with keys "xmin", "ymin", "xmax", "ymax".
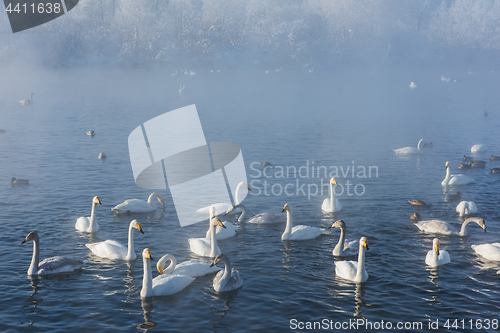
[
  {"xmin": 137, "ymin": 224, "xmax": 144, "ymax": 234},
  {"xmin": 97, "ymin": 197, "xmax": 102, "ymax": 204},
  {"xmin": 22, "ymin": 239, "xmax": 27, "ymax": 244},
  {"xmin": 210, "ymin": 262, "xmax": 215, "ymax": 268},
  {"xmin": 217, "ymin": 218, "xmax": 226, "ymax": 229},
  {"xmin": 157, "ymin": 267, "xmax": 163, "ymax": 275},
  {"xmin": 435, "ymin": 244, "xmax": 440, "ymax": 256},
  {"xmin": 363, "ymin": 240, "xmax": 369, "ymax": 250},
  {"xmin": 333, "ymin": 179, "xmax": 338, "ymax": 185},
  {"xmin": 224, "ymin": 209, "xmax": 230, "ymax": 216},
  {"xmin": 247, "ymin": 186, "xmax": 252, "ymax": 191}
]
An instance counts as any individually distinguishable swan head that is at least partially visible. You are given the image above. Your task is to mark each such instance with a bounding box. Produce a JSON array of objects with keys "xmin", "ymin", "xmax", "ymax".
[
  {"xmin": 445, "ymin": 161, "xmax": 450, "ymax": 169},
  {"xmin": 466, "ymin": 217, "xmax": 487, "ymax": 232},
  {"xmin": 330, "ymin": 177, "xmax": 338, "ymax": 186},
  {"xmin": 432, "ymin": 238, "xmax": 440, "ymax": 255},
  {"xmin": 157, "ymin": 254, "xmax": 176, "ymax": 275},
  {"xmin": 210, "ymin": 253, "xmax": 228, "ymax": 267},
  {"xmin": 131, "ymin": 220, "xmax": 144, "ymax": 234},
  {"xmin": 153, "ymin": 194, "xmax": 166, "ymax": 211},
  {"xmin": 238, "ymin": 181, "xmax": 251, "ymax": 191},
  {"xmin": 328, "ymin": 219, "xmax": 345, "ymax": 229},
  {"xmin": 93, "ymin": 196, "xmax": 102, "ymax": 205},
  {"xmin": 360, "ymin": 237, "xmax": 369, "ymax": 250},
  {"xmin": 211, "ymin": 217, "xmax": 226, "ymax": 228},
  {"xmin": 282, "ymin": 203, "xmax": 291, "ymax": 212},
  {"xmin": 22, "ymin": 231, "xmax": 39, "ymax": 244},
  {"xmin": 142, "ymin": 248, "xmax": 153, "ymax": 260}
]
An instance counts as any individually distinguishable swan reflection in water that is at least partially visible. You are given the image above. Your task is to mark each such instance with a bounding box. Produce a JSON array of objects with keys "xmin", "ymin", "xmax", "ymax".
[
  {"xmin": 137, "ymin": 298, "xmax": 156, "ymax": 332},
  {"xmin": 354, "ymin": 282, "xmax": 371, "ymax": 318},
  {"xmin": 207, "ymin": 288, "xmax": 240, "ymax": 330},
  {"xmin": 427, "ymin": 268, "xmax": 442, "ymax": 306},
  {"xmin": 22, "ymin": 276, "xmax": 43, "ymax": 326}
]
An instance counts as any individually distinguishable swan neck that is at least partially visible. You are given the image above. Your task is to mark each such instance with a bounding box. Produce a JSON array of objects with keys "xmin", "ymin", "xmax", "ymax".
[
  {"xmin": 459, "ymin": 202, "xmax": 466, "ymax": 217},
  {"xmin": 127, "ymin": 223, "xmax": 135, "ymax": 259},
  {"xmin": 443, "ymin": 167, "xmax": 451, "ymax": 185},
  {"xmin": 28, "ymin": 239, "xmax": 40, "ymax": 275},
  {"xmin": 459, "ymin": 218, "xmax": 471, "ymax": 236},
  {"xmin": 163, "ymin": 255, "xmax": 177, "ymax": 274},
  {"xmin": 330, "ymin": 184, "xmax": 335, "ymax": 210},
  {"xmin": 283, "ymin": 210, "xmax": 293, "ymax": 238},
  {"xmin": 417, "ymin": 139, "xmax": 423, "ymax": 151},
  {"xmin": 141, "ymin": 257, "xmax": 153, "ymax": 298},
  {"xmin": 147, "ymin": 193, "xmax": 156, "ymax": 208},
  {"xmin": 220, "ymin": 257, "xmax": 232, "ymax": 288},
  {"xmin": 355, "ymin": 243, "xmax": 366, "ymax": 281},
  {"xmin": 210, "ymin": 221, "xmax": 218, "ymax": 257},
  {"xmin": 235, "ymin": 183, "xmax": 244, "ymax": 205},
  {"xmin": 238, "ymin": 204, "xmax": 247, "ymax": 222},
  {"xmin": 89, "ymin": 201, "xmax": 97, "ymax": 230}
]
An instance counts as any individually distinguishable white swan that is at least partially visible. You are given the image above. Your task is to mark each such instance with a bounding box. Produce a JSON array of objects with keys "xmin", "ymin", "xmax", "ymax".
[
  {"xmin": 205, "ymin": 206, "xmax": 238, "ymax": 240},
  {"xmin": 86, "ymin": 219, "xmax": 144, "ymax": 260},
  {"xmin": 189, "ymin": 217, "xmax": 224, "ymax": 258},
  {"xmin": 22, "ymin": 231, "xmax": 83, "ymax": 275},
  {"xmin": 415, "ymin": 217, "xmax": 486, "ymax": 236},
  {"xmin": 75, "ymin": 196, "xmax": 102, "ymax": 233},
  {"xmin": 211, "ymin": 253, "xmax": 243, "ymax": 292},
  {"xmin": 20, "ymin": 93, "xmax": 34, "ymax": 105},
  {"xmin": 157, "ymin": 254, "xmax": 220, "ymax": 278},
  {"xmin": 140, "ymin": 248, "xmax": 194, "ymax": 298},
  {"xmin": 247, "ymin": 212, "xmax": 284, "ymax": 224},
  {"xmin": 394, "ymin": 139, "xmax": 425, "ymax": 155},
  {"xmin": 196, "ymin": 182, "xmax": 251, "ymax": 216},
  {"xmin": 471, "ymin": 243, "xmax": 500, "ymax": 261},
  {"xmin": 334, "ymin": 237, "xmax": 369, "ymax": 282},
  {"xmin": 329, "ymin": 220, "xmax": 358, "ymax": 256},
  {"xmin": 442, "ymin": 161, "xmax": 475, "ymax": 186},
  {"xmin": 425, "ymin": 238, "xmax": 451, "ymax": 267},
  {"xmin": 281, "ymin": 203, "xmax": 324, "ymax": 241},
  {"xmin": 471, "ymin": 144, "xmax": 487, "ymax": 154},
  {"xmin": 322, "ymin": 177, "xmax": 342, "ymax": 212},
  {"xmin": 112, "ymin": 193, "xmax": 165, "ymax": 213},
  {"xmin": 456, "ymin": 201, "xmax": 478, "ymax": 217}
]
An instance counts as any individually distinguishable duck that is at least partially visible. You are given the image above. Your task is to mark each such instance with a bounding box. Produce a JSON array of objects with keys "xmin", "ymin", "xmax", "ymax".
[
  {"xmin": 156, "ymin": 254, "xmax": 220, "ymax": 278},
  {"xmin": 490, "ymin": 155, "xmax": 500, "ymax": 161},
  {"xmin": 10, "ymin": 177, "xmax": 29, "ymax": 185},
  {"xmin": 458, "ymin": 163, "xmax": 471, "ymax": 170},
  {"xmin": 189, "ymin": 217, "xmax": 225, "ymax": 258},
  {"xmin": 456, "ymin": 201, "xmax": 478, "ymax": 217},
  {"xmin": 471, "ymin": 243, "xmax": 500, "ymax": 261},
  {"xmin": 75, "ymin": 196, "xmax": 102, "ymax": 233},
  {"xmin": 410, "ymin": 212, "xmax": 422, "ymax": 221},
  {"xmin": 22, "ymin": 231, "xmax": 83, "ymax": 275},
  {"xmin": 329, "ymin": 220, "xmax": 358, "ymax": 256},
  {"xmin": 462, "ymin": 155, "xmax": 474, "ymax": 162},
  {"xmin": 210, "ymin": 253, "xmax": 243, "ymax": 292},
  {"xmin": 425, "ymin": 238, "xmax": 451, "ymax": 267},
  {"xmin": 87, "ymin": 130, "xmax": 95, "ymax": 137},
  {"xmin": 140, "ymin": 248, "xmax": 194, "ymax": 298},
  {"xmin": 86, "ymin": 219, "xmax": 144, "ymax": 260},
  {"xmin": 112, "ymin": 193, "xmax": 165, "ymax": 213},
  {"xmin": 409, "ymin": 199, "xmax": 427, "ymax": 206},
  {"xmin": 471, "ymin": 144, "xmax": 487, "ymax": 154},
  {"xmin": 442, "ymin": 161, "xmax": 475, "ymax": 186},
  {"xmin": 394, "ymin": 139, "xmax": 425, "ymax": 155},
  {"xmin": 415, "ymin": 217, "xmax": 486, "ymax": 236},
  {"xmin": 322, "ymin": 177, "xmax": 342, "ymax": 212},
  {"xmin": 334, "ymin": 237, "xmax": 369, "ymax": 282},
  {"xmin": 263, "ymin": 162, "xmax": 272, "ymax": 168},
  {"xmin": 491, "ymin": 168, "xmax": 500, "ymax": 174},
  {"xmin": 446, "ymin": 191, "xmax": 462, "ymax": 202},
  {"xmin": 471, "ymin": 160, "xmax": 486, "ymax": 168},
  {"xmin": 98, "ymin": 153, "xmax": 107, "ymax": 160},
  {"xmin": 281, "ymin": 203, "xmax": 324, "ymax": 241},
  {"xmin": 423, "ymin": 142, "xmax": 433, "ymax": 148},
  {"xmin": 19, "ymin": 93, "xmax": 34, "ymax": 105}
]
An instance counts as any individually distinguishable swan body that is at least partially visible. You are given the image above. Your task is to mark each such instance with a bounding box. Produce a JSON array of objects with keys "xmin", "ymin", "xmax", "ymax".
[
  {"xmin": 471, "ymin": 144, "xmax": 487, "ymax": 154},
  {"xmin": 112, "ymin": 193, "xmax": 165, "ymax": 213},
  {"xmin": 329, "ymin": 220, "xmax": 358, "ymax": 256},
  {"xmin": 322, "ymin": 177, "xmax": 342, "ymax": 212},
  {"xmin": 75, "ymin": 196, "xmax": 102, "ymax": 233},
  {"xmin": 415, "ymin": 217, "xmax": 486, "ymax": 236},
  {"xmin": 425, "ymin": 238, "xmax": 451, "ymax": 267},
  {"xmin": 247, "ymin": 212, "xmax": 284, "ymax": 224},
  {"xmin": 19, "ymin": 93, "xmax": 34, "ymax": 105},
  {"xmin": 140, "ymin": 248, "xmax": 194, "ymax": 298},
  {"xmin": 335, "ymin": 237, "xmax": 369, "ymax": 282},
  {"xmin": 442, "ymin": 161, "xmax": 475, "ymax": 186},
  {"xmin": 471, "ymin": 243, "xmax": 500, "ymax": 261},
  {"xmin": 189, "ymin": 217, "xmax": 224, "ymax": 258},
  {"xmin": 394, "ymin": 139, "xmax": 424, "ymax": 155},
  {"xmin": 22, "ymin": 231, "xmax": 83, "ymax": 275},
  {"xmin": 456, "ymin": 201, "xmax": 478, "ymax": 217},
  {"xmin": 197, "ymin": 182, "xmax": 251, "ymax": 217},
  {"xmin": 10, "ymin": 177, "xmax": 29, "ymax": 185},
  {"xmin": 157, "ymin": 254, "xmax": 221, "ymax": 277},
  {"xmin": 211, "ymin": 253, "xmax": 243, "ymax": 292},
  {"xmin": 281, "ymin": 203, "xmax": 324, "ymax": 241},
  {"xmin": 206, "ymin": 221, "xmax": 238, "ymax": 240},
  {"xmin": 86, "ymin": 220, "xmax": 144, "ymax": 260}
]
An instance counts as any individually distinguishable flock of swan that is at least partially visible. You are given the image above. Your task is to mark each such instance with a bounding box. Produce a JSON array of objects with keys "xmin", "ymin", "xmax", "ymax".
[{"xmin": 20, "ymin": 136, "xmax": 500, "ymax": 303}]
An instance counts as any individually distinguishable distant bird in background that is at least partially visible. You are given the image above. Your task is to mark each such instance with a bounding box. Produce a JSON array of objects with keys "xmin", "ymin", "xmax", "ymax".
[
  {"xmin": 409, "ymin": 82, "xmax": 417, "ymax": 89},
  {"xmin": 484, "ymin": 111, "xmax": 489, "ymax": 117},
  {"xmin": 441, "ymin": 76, "xmax": 451, "ymax": 82},
  {"xmin": 19, "ymin": 93, "xmax": 34, "ymax": 105},
  {"xmin": 98, "ymin": 153, "xmax": 107, "ymax": 160},
  {"xmin": 179, "ymin": 85, "xmax": 185, "ymax": 95},
  {"xmin": 11, "ymin": 177, "xmax": 29, "ymax": 185},
  {"xmin": 87, "ymin": 130, "xmax": 95, "ymax": 137}
]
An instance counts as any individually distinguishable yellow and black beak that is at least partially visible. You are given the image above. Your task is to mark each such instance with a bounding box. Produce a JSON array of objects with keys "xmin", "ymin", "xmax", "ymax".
[
  {"xmin": 147, "ymin": 251, "xmax": 153, "ymax": 260},
  {"xmin": 247, "ymin": 185, "xmax": 252, "ymax": 191},
  {"xmin": 158, "ymin": 267, "xmax": 163, "ymax": 275},
  {"xmin": 210, "ymin": 259, "xmax": 218, "ymax": 268},
  {"xmin": 435, "ymin": 244, "xmax": 440, "ymax": 256},
  {"xmin": 363, "ymin": 240, "xmax": 369, "ymax": 250},
  {"xmin": 282, "ymin": 205, "xmax": 287, "ymax": 212},
  {"xmin": 137, "ymin": 224, "xmax": 144, "ymax": 234},
  {"xmin": 97, "ymin": 197, "xmax": 102, "ymax": 205},
  {"xmin": 216, "ymin": 218, "xmax": 226, "ymax": 229},
  {"xmin": 333, "ymin": 179, "xmax": 338, "ymax": 185}
]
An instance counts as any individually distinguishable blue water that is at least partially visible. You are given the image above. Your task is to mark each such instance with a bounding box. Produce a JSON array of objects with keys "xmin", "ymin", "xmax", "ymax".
[{"xmin": 1, "ymin": 67, "xmax": 500, "ymax": 332}]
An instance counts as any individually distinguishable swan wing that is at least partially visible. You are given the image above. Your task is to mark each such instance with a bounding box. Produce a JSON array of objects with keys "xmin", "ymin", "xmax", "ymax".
[
  {"xmin": 425, "ymin": 251, "xmax": 436, "ymax": 266},
  {"xmin": 321, "ymin": 198, "xmax": 331, "ymax": 212},
  {"xmin": 247, "ymin": 212, "xmax": 284, "ymax": 224},
  {"xmin": 394, "ymin": 147, "xmax": 419, "ymax": 155},
  {"xmin": 335, "ymin": 260, "xmax": 358, "ymax": 281},
  {"xmin": 86, "ymin": 240, "xmax": 128, "ymax": 259},
  {"xmin": 152, "ymin": 274, "xmax": 194, "ymax": 296},
  {"xmin": 438, "ymin": 250, "xmax": 451, "ymax": 265},
  {"xmin": 174, "ymin": 260, "xmax": 221, "ymax": 277},
  {"xmin": 205, "ymin": 221, "xmax": 239, "ymax": 240},
  {"xmin": 37, "ymin": 256, "xmax": 84, "ymax": 275},
  {"xmin": 449, "ymin": 174, "xmax": 475, "ymax": 185},
  {"xmin": 415, "ymin": 220, "xmax": 457, "ymax": 235},
  {"xmin": 188, "ymin": 237, "xmax": 220, "ymax": 257},
  {"xmin": 289, "ymin": 225, "xmax": 324, "ymax": 240},
  {"xmin": 112, "ymin": 199, "xmax": 153, "ymax": 213},
  {"xmin": 343, "ymin": 239, "xmax": 358, "ymax": 254},
  {"xmin": 471, "ymin": 243, "xmax": 500, "ymax": 261},
  {"xmin": 75, "ymin": 216, "xmax": 91, "ymax": 231}
]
